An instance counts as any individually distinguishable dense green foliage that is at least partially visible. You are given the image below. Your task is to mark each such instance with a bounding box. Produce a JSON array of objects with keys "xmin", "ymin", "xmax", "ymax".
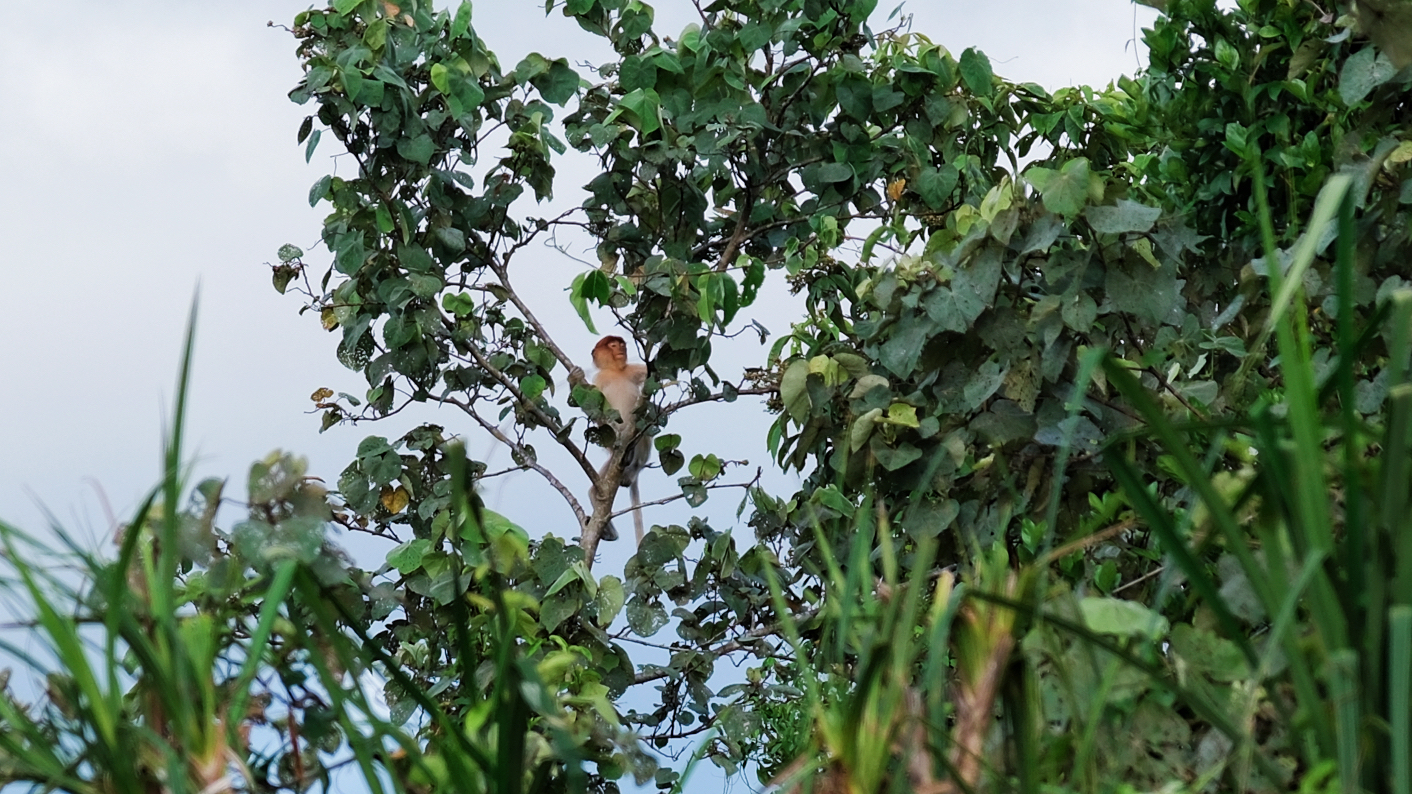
[{"xmin": 4, "ymin": 0, "xmax": 1412, "ymax": 792}]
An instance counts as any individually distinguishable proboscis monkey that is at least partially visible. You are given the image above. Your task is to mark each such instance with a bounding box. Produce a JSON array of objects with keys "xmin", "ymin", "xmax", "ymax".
[{"xmin": 592, "ymin": 335, "xmax": 650, "ymax": 543}]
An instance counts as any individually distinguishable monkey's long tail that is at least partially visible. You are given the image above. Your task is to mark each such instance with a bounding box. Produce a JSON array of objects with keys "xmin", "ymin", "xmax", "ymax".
[{"xmin": 630, "ymin": 481, "xmax": 645, "ymax": 545}]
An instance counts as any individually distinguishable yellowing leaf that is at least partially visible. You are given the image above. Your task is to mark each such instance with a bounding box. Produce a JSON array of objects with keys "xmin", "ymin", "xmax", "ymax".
[
  {"xmin": 807, "ymin": 354, "xmax": 845, "ymax": 386},
  {"xmin": 381, "ymin": 486, "xmax": 410, "ymax": 514},
  {"xmin": 883, "ymin": 403, "xmax": 920, "ymax": 428},
  {"xmin": 978, "ymin": 179, "xmax": 1013, "ymax": 222},
  {"xmin": 1129, "ymin": 237, "xmax": 1163, "ymax": 269},
  {"xmin": 887, "ymin": 178, "xmax": 906, "ymax": 201},
  {"xmin": 311, "ymin": 387, "xmax": 334, "ymax": 403},
  {"xmin": 321, "ymin": 307, "xmax": 339, "ymax": 330}
]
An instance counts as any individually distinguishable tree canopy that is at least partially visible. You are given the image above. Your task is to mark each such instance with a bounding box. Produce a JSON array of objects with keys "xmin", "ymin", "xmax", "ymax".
[{"xmin": 3, "ymin": 0, "xmax": 1412, "ymax": 792}]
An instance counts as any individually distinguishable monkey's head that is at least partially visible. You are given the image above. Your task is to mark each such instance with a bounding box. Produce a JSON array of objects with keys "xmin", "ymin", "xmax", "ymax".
[{"xmin": 592, "ymin": 335, "xmax": 629, "ymax": 369}]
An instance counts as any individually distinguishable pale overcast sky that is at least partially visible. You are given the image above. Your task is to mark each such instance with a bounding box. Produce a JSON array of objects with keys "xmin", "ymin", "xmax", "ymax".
[{"xmin": 0, "ymin": 0, "xmax": 1155, "ymax": 787}]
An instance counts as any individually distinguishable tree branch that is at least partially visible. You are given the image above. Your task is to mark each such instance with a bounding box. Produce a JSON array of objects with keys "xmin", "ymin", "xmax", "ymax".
[
  {"xmin": 446, "ymin": 397, "xmax": 588, "ymax": 528},
  {"xmin": 713, "ymin": 184, "xmax": 755, "ymax": 272},
  {"xmin": 489, "ymin": 257, "xmax": 583, "ymax": 376},
  {"xmin": 460, "ymin": 342, "xmax": 599, "ymax": 482},
  {"xmin": 659, "ymin": 384, "xmax": 775, "ymax": 417}
]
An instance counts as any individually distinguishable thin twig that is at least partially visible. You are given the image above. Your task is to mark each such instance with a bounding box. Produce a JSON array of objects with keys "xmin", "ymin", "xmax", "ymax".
[
  {"xmin": 1039, "ymin": 518, "xmax": 1139, "ymax": 566},
  {"xmin": 478, "ymin": 465, "xmax": 528, "ymax": 481},
  {"xmin": 659, "ymin": 384, "xmax": 774, "ymax": 417},
  {"xmin": 609, "ymin": 470, "xmax": 761, "ymax": 519},
  {"xmin": 1113, "ymin": 563, "xmax": 1166, "ymax": 595}
]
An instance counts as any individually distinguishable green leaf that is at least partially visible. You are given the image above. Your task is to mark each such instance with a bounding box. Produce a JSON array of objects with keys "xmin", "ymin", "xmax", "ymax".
[
  {"xmin": 1106, "ymin": 261, "xmax": 1181, "ymax": 327},
  {"xmin": 540, "ymin": 591, "xmax": 581, "ymax": 632},
  {"xmin": 443, "ymin": 292, "xmax": 474, "ymax": 317},
  {"xmin": 568, "ymin": 272, "xmax": 599, "ymax": 333},
  {"xmin": 593, "ymin": 575, "xmax": 626, "ymax": 627},
  {"xmin": 409, "ymin": 273, "xmax": 442, "ymax": 298},
  {"xmin": 363, "ymin": 18, "xmax": 388, "ymax": 50},
  {"xmin": 1339, "ymin": 46, "xmax": 1397, "ymax": 105},
  {"xmin": 398, "ymin": 245, "xmax": 435, "ymax": 273},
  {"xmin": 342, "ymin": 68, "xmax": 364, "ymax": 102},
  {"xmin": 545, "ymin": 564, "xmax": 582, "ymax": 597},
  {"xmin": 1084, "ymin": 199, "xmax": 1161, "ymax": 234},
  {"xmin": 612, "ymin": 88, "xmax": 661, "ymax": 135},
  {"xmin": 520, "ymin": 375, "xmax": 547, "ymax": 401},
  {"xmin": 952, "ymin": 245, "xmax": 1002, "ymax": 310},
  {"xmin": 308, "ymin": 175, "xmax": 332, "ymax": 207},
  {"xmin": 883, "ymin": 403, "xmax": 920, "ymax": 428},
  {"xmin": 688, "ymin": 454, "xmax": 723, "ymax": 481},
  {"xmin": 451, "ymin": 1, "xmax": 473, "ymax": 38},
  {"xmin": 397, "ymin": 134, "xmax": 435, "ymax": 165},
  {"xmin": 626, "ymin": 597, "xmax": 668, "ymax": 636},
  {"xmin": 1061, "ymin": 292, "xmax": 1097, "ymax": 332},
  {"xmin": 533, "ymin": 58, "xmax": 580, "ymax": 105},
  {"xmin": 272, "ymin": 265, "xmax": 296, "ymax": 294},
  {"xmin": 962, "ymin": 359, "xmax": 1005, "ymax": 410},
  {"xmin": 836, "ymin": 75, "xmax": 873, "ymax": 119},
  {"xmin": 1025, "ymin": 158, "xmax": 1092, "ymax": 218},
  {"xmin": 357, "ymin": 436, "xmax": 394, "ymax": 458},
  {"xmin": 849, "ymin": 373, "xmax": 890, "ymax": 399},
  {"xmin": 659, "ymin": 449, "xmax": 685, "ymax": 476},
  {"xmin": 850, "ymin": 408, "xmax": 882, "ymax": 451},
  {"xmin": 870, "ymin": 438, "xmax": 923, "ymax": 470},
  {"xmin": 430, "ymin": 63, "xmax": 451, "ymax": 94},
  {"xmin": 1079, "ymin": 596, "xmax": 1170, "ymax": 640},
  {"xmin": 816, "ymin": 162, "xmax": 854, "ymax": 183},
  {"xmin": 304, "ymin": 128, "xmax": 321, "ymax": 163},
  {"xmin": 923, "ymin": 287, "xmax": 981, "ymax": 335},
  {"xmin": 880, "ymin": 313, "xmax": 936, "ymax": 375},
  {"xmin": 387, "ymin": 538, "xmax": 433, "ymax": 574},
  {"xmin": 902, "ymin": 498, "xmax": 959, "ymax": 538},
  {"xmin": 958, "ymin": 48, "xmax": 993, "ymax": 97},
  {"xmin": 1168, "ymin": 624, "xmax": 1252, "ymax": 682},
  {"xmin": 780, "ymin": 359, "xmax": 811, "ymax": 422},
  {"xmin": 914, "ymin": 165, "xmax": 959, "ymax": 209},
  {"xmin": 434, "ymin": 226, "xmax": 466, "ymax": 252},
  {"xmin": 620, "ymin": 56, "xmax": 657, "ymax": 92},
  {"xmin": 479, "ymin": 509, "xmax": 528, "ymax": 542}
]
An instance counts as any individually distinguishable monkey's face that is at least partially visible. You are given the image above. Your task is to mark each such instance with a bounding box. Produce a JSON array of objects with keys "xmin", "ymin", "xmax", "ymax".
[{"xmin": 592, "ymin": 336, "xmax": 629, "ymax": 369}]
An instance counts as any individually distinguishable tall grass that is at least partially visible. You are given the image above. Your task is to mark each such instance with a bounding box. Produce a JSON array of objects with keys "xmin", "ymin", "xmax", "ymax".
[
  {"xmin": 1102, "ymin": 169, "xmax": 1412, "ymax": 792},
  {"xmin": 766, "ymin": 170, "xmax": 1412, "ymax": 792},
  {"xmin": 0, "ymin": 308, "xmax": 580, "ymax": 794}
]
